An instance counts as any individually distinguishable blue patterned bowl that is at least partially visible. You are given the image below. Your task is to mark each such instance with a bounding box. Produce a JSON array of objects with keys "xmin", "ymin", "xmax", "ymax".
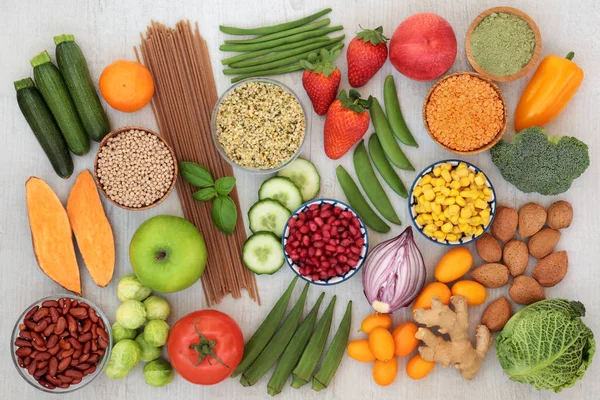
[
  {"xmin": 408, "ymin": 160, "xmax": 497, "ymax": 246},
  {"xmin": 282, "ymin": 198, "xmax": 368, "ymax": 286}
]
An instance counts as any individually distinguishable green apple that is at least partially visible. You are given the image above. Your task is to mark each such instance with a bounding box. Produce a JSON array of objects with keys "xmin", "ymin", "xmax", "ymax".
[{"xmin": 130, "ymin": 215, "xmax": 207, "ymax": 293}]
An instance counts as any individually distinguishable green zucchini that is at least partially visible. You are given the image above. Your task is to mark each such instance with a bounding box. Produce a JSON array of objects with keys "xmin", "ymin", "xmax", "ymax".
[
  {"xmin": 31, "ymin": 50, "xmax": 89, "ymax": 155},
  {"xmin": 55, "ymin": 34, "xmax": 110, "ymax": 142},
  {"xmin": 14, "ymin": 78, "xmax": 73, "ymax": 178}
]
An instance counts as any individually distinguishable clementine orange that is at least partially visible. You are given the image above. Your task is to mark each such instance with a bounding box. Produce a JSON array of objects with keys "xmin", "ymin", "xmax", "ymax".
[{"xmin": 99, "ymin": 60, "xmax": 154, "ymax": 113}]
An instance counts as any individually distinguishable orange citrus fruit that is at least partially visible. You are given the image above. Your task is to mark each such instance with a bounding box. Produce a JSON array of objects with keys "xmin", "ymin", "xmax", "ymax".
[{"xmin": 99, "ymin": 60, "xmax": 154, "ymax": 113}]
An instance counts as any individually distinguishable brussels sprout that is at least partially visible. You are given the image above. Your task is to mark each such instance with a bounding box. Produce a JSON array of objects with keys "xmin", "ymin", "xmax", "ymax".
[
  {"xmin": 143, "ymin": 359, "xmax": 174, "ymax": 387},
  {"xmin": 116, "ymin": 300, "xmax": 147, "ymax": 329},
  {"xmin": 111, "ymin": 322, "xmax": 137, "ymax": 343},
  {"xmin": 117, "ymin": 274, "xmax": 152, "ymax": 302},
  {"xmin": 104, "ymin": 339, "xmax": 141, "ymax": 379},
  {"xmin": 143, "ymin": 295, "xmax": 170, "ymax": 321},
  {"xmin": 136, "ymin": 333, "xmax": 162, "ymax": 362},
  {"xmin": 144, "ymin": 320, "xmax": 170, "ymax": 347}
]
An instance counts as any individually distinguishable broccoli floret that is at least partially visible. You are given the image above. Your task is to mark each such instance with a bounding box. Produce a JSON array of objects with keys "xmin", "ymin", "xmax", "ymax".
[{"xmin": 490, "ymin": 126, "xmax": 589, "ymax": 195}]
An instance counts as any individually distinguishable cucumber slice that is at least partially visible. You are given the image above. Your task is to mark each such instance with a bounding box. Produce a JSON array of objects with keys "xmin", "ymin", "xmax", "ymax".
[
  {"xmin": 243, "ymin": 232, "xmax": 285, "ymax": 275},
  {"xmin": 277, "ymin": 158, "xmax": 320, "ymax": 202},
  {"xmin": 248, "ymin": 199, "xmax": 291, "ymax": 237},
  {"xmin": 259, "ymin": 177, "xmax": 303, "ymax": 212}
]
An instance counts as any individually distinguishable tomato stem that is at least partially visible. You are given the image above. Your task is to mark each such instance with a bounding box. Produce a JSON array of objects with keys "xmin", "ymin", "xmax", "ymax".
[{"xmin": 180, "ymin": 319, "xmax": 230, "ymax": 369}]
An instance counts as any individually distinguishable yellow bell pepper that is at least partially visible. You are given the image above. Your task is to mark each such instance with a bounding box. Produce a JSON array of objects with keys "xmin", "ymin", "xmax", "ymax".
[{"xmin": 514, "ymin": 52, "xmax": 583, "ymax": 131}]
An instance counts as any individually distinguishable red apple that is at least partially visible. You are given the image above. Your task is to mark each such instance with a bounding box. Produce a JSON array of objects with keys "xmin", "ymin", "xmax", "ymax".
[{"xmin": 389, "ymin": 13, "xmax": 457, "ymax": 81}]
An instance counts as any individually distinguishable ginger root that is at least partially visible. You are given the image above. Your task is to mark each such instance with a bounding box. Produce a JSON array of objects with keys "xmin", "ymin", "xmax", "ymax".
[{"xmin": 413, "ymin": 295, "xmax": 492, "ymax": 380}]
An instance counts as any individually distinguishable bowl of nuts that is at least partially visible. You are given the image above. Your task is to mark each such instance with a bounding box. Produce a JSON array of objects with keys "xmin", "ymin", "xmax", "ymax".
[
  {"xmin": 11, "ymin": 295, "xmax": 112, "ymax": 393},
  {"xmin": 94, "ymin": 126, "xmax": 178, "ymax": 210}
]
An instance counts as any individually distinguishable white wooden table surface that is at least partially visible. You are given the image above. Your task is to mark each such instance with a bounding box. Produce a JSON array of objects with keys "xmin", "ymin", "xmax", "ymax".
[{"xmin": 1, "ymin": 1, "xmax": 598, "ymax": 399}]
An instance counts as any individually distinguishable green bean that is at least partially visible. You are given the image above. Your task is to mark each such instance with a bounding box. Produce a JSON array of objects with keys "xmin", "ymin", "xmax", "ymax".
[
  {"xmin": 335, "ymin": 166, "xmax": 390, "ymax": 233},
  {"xmin": 224, "ymin": 19, "xmax": 330, "ymax": 45},
  {"xmin": 220, "ymin": 26, "xmax": 343, "ymax": 52},
  {"xmin": 370, "ymin": 98, "xmax": 414, "ymax": 171},
  {"xmin": 312, "ymin": 301, "xmax": 352, "ymax": 392},
  {"xmin": 291, "ymin": 296, "xmax": 336, "ymax": 388},
  {"xmin": 221, "ymin": 37, "xmax": 329, "ymax": 65},
  {"xmin": 230, "ymin": 64, "xmax": 303, "ymax": 83},
  {"xmin": 353, "ymin": 140, "xmax": 400, "ymax": 225},
  {"xmin": 229, "ymin": 35, "xmax": 344, "ymax": 68},
  {"xmin": 240, "ymin": 283, "xmax": 309, "ymax": 387},
  {"xmin": 220, "ymin": 8, "xmax": 332, "ymax": 36},
  {"xmin": 368, "ymin": 134, "xmax": 408, "ymax": 198},
  {"xmin": 231, "ymin": 276, "xmax": 298, "ymax": 378},
  {"xmin": 267, "ymin": 292, "xmax": 325, "ymax": 396},
  {"xmin": 384, "ymin": 75, "xmax": 418, "ymax": 147}
]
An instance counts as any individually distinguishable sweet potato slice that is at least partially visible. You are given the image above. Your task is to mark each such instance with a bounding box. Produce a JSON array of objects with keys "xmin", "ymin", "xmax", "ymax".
[
  {"xmin": 26, "ymin": 177, "xmax": 81, "ymax": 294},
  {"xmin": 67, "ymin": 170, "xmax": 115, "ymax": 287}
]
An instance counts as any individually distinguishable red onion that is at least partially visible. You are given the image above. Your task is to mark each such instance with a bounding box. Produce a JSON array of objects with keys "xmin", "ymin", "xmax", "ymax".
[{"xmin": 362, "ymin": 227, "xmax": 426, "ymax": 313}]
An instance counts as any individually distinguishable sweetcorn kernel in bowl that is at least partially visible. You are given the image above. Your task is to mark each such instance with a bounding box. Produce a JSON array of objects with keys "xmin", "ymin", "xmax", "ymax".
[{"xmin": 408, "ymin": 160, "xmax": 497, "ymax": 246}]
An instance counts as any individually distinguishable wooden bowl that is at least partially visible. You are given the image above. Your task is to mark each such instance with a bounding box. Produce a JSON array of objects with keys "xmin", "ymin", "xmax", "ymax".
[
  {"xmin": 465, "ymin": 6, "xmax": 542, "ymax": 82},
  {"xmin": 422, "ymin": 72, "xmax": 508, "ymax": 155},
  {"xmin": 93, "ymin": 126, "xmax": 178, "ymax": 211}
]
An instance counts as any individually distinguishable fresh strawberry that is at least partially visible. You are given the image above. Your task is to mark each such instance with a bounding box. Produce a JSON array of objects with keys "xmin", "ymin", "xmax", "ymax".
[
  {"xmin": 300, "ymin": 48, "xmax": 342, "ymax": 115},
  {"xmin": 324, "ymin": 89, "xmax": 372, "ymax": 159},
  {"xmin": 347, "ymin": 26, "xmax": 389, "ymax": 87}
]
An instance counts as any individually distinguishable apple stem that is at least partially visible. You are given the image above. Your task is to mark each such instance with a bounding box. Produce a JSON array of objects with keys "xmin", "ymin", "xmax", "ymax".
[{"xmin": 180, "ymin": 319, "xmax": 230, "ymax": 369}]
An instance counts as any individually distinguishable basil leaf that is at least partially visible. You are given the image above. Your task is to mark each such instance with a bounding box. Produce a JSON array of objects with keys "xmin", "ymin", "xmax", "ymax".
[
  {"xmin": 192, "ymin": 187, "xmax": 217, "ymax": 202},
  {"xmin": 214, "ymin": 176, "xmax": 236, "ymax": 196},
  {"xmin": 179, "ymin": 161, "xmax": 214, "ymax": 188},
  {"xmin": 211, "ymin": 195, "xmax": 237, "ymax": 235}
]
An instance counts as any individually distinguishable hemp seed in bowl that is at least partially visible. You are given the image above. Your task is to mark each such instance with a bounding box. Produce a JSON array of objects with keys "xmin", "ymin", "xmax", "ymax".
[
  {"xmin": 213, "ymin": 79, "xmax": 306, "ymax": 172},
  {"xmin": 95, "ymin": 128, "xmax": 176, "ymax": 209}
]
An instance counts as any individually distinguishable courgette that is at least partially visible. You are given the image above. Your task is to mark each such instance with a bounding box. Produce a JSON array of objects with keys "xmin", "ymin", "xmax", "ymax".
[
  {"xmin": 31, "ymin": 50, "xmax": 89, "ymax": 155},
  {"xmin": 15, "ymin": 78, "xmax": 73, "ymax": 178},
  {"xmin": 55, "ymin": 34, "xmax": 110, "ymax": 141}
]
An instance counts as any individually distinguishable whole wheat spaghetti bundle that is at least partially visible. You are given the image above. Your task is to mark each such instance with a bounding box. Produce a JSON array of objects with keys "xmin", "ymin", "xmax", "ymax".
[{"xmin": 136, "ymin": 21, "xmax": 259, "ymax": 306}]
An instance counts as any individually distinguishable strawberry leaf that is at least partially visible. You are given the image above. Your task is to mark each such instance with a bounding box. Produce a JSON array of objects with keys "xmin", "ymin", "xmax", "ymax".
[
  {"xmin": 301, "ymin": 48, "xmax": 340, "ymax": 78},
  {"xmin": 338, "ymin": 89, "xmax": 371, "ymax": 113},
  {"xmin": 355, "ymin": 25, "xmax": 389, "ymax": 45}
]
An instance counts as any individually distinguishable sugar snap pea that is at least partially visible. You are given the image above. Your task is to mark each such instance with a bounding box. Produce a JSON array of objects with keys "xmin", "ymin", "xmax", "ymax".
[
  {"xmin": 220, "ymin": 26, "xmax": 343, "ymax": 52},
  {"xmin": 335, "ymin": 166, "xmax": 390, "ymax": 233},
  {"xmin": 370, "ymin": 97, "xmax": 414, "ymax": 171},
  {"xmin": 353, "ymin": 140, "xmax": 400, "ymax": 225},
  {"xmin": 221, "ymin": 37, "xmax": 329, "ymax": 65},
  {"xmin": 224, "ymin": 19, "xmax": 331, "ymax": 45},
  {"xmin": 368, "ymin": 134, "xmax": 408, "ymax": 198},
  {"xmin": 220, "ymin": 8, "xmax": 332, "ymax": 36},
  {"xmin": 384, "ymin": 75, "xmax": 418, "ymax": 147}
]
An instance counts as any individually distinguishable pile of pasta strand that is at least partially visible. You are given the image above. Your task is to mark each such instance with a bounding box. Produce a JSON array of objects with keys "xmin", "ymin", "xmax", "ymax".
[{"xmin": 136, "ymin": 20, "xmax": 260, "ymax": 306}]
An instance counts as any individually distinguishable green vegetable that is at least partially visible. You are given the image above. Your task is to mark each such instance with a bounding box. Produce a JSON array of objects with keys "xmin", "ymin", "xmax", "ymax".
[
  {"xmin": 312, "ymin": 301, "xmax": 352, "ymax": 391},
  {"xmin": 143, "ymin": 359, "xmax": 174, "ymax": 387},
  {"xmin": 335, "ymin": 166, "xmax": 390, "ymax": 233},
  {"xmin": 143, "ymin": 295, "xmax": 170, "ymax": 321},
  {"xmin": 105, "ymin": 339, "xmax": 142, "ymax": 379},
  {"xmin": 14, "ymin": 78, "xmax": 73, "ymax": 179},
  {"xmin": 368, "ymin": 135, "xmax": 408, "ymax": 198},
  {"xmin": 215, "ymin": 176, "xmax": 236, "ymax": 196},
  {"xmin": 212, "ymin": 194, "xmax": 238, "ymax": 235},
  {"xmin": 232, "ymin": 277, "xmax": 298, "ymax": 377},
  {"xmin": 221, "ymin": 37, "xmax": 330, "ymax": 66},
  {"xmin": 144, "ymin": 320, "xmax": 170, "ymax": 347},
  {"xmin": 220, "ymin": 8, "xmax": 332, "ymax": 35},
  {"xmin": 111, "ymin": 322, "xmax": 137, "ymax": 343},
  {"xmin": 491, "ymin": 126, "xmax": 590, "ymax": 195},
  {"xmin": 291, "ymin": 296, "xmax": 336, "ymax": 388},
  {"xmin": 54, "ymin": 34, "xmax": 110, "ymax": 141},
  {"xmin": 221, "ymin": 26, "xmax": 343, "ymax": 53},
  {"xmin": 230, "ymin": 64, "xmax": 303, "ymax": 83},
  {"xmin": 240, "ymin": 283, "xmax": 309, "ymax": 386},
  {"xmin": 353, "ymin": 140, "xmax": 400, "ymax": 225},
  {"xmin": 242, "ymin": 231, "xmax": 285, "ymax": 275},
  {"xmin": 180, "ymin": 161, "xmax": 214, "ymax": 188},
  {"xmin": 116, "ymin": 299, "xmax": 147, "ymax": 330},
  {"xmin": 224, "ymin": 19, "xmax": 331, "ymax": 45},
  {"xmin": 258, "ymin": 176, "xmax": 303, "ymax": 212},
  {"xmin": 30, "ymin": 50, "xmax": 89, "ymax": 156},
  {"xmin": 116, "ymin": 274, "xmax": 152, "ymax": 302},
  {"xmin": 496, "ymin": 299, "xmax": 595, "ymax": 392},
  {"xmin": 267, "ymin": 292, "xmax": 325, "ymax": 396},
  {"xmin": 276, "ymin": 157, "xmax": 321, "ymax": 202},
  {"xmin": 370, "ymin": 97, "xmax": 414, "ymax": 171},
  {"xmin": 135, "ymin": 333, "xmax": 162, "ymax": 362},
  {"xmin": 383, "ymin": 75, "xmax": 417, "ymax": 147}
]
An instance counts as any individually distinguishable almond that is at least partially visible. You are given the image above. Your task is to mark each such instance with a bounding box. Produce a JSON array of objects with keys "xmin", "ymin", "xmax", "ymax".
[
  {"xmin": 475, "ymin": 233, "xmax": 502, "ymax": 263},
  {"xmin": 470, "ymin": 263, "xmax": 510, "ymax": 288},
  {"xmin": 503, "ymin": 240, "xmax": 529, "ymax": 277},
  {"xmin": 509, "ymin": 275, "xmax": 545, "ymax": 305},
  {"xmin": 532, "ymin": 251, "xmax": 568, "ymax": 287},
  {"xmin": 547, "ymin": 201, "xmax": 573, "ymax": 230},
  {"xmin": 481, "ymin": 297, "xmax": 512, "ymax": 332},
  {"xmin": 528, "ymin": 228, "xmax": 561, "ymax": 259},
  {"xmin": 491, "ymin": 206, "xmax": 518, "ymax": 243},
  {"xmin": 518, "ymin": 202, "xmax": 546, "ymax": 238}
]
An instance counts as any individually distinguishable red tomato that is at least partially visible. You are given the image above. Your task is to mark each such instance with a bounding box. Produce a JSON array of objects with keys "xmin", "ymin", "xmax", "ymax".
[{"xmin": 167, "ymin": 309, "xmax": 244, "ymax": 385}]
